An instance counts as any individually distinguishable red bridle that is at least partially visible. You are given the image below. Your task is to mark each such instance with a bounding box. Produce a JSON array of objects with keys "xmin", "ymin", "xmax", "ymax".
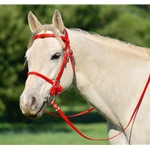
[
  {"xmin": 28, "ymin": 28, "xmax": 74, "ymax": 96},
  {"xmin": 27, "ymin": 28, "xmax": 150, "ymax": 141}
]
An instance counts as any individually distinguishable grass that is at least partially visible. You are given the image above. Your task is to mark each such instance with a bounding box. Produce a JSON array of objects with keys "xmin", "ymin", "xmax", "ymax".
[
  {"xmin": 0, "ymin": 122, "xmax": 109, "ymax": 145},
  {"xmin": 0, "ymin": 104, "xmax": 109, "ymax": 145}
]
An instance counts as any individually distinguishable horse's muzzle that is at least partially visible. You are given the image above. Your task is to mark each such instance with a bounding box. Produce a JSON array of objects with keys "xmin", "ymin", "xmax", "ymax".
[{"xmin": 19, "ymin": 92, "xmax": 46, "ymax": 119}]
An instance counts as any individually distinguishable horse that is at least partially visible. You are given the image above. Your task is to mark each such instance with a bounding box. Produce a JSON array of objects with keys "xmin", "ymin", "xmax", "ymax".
[{"xmin": 20, "ymin": 9, "xmax": 150, "ymax": 144}]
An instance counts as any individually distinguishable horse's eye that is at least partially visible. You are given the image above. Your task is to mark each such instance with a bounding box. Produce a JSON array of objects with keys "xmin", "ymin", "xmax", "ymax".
[{"xmin": 51, "ymin": 52, "xmax": 60, "ymax": 60}]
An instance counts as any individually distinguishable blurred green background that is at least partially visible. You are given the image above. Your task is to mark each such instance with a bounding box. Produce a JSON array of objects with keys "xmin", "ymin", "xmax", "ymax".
[{"xmin": 0, "ymin": 4, "xmax": 150, "ymax": 144}]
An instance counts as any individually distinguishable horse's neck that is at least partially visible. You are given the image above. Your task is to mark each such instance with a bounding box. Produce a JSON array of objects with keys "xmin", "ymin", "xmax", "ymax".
[{"xmin": 69, "ymin": 29, "xmax": 150, "ymax": 127}]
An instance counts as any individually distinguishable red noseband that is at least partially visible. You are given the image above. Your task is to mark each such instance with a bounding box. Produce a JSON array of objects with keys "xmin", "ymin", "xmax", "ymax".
[{"xmin": 28, "ymin": 28, "xmax": 74, "ymax": 97}]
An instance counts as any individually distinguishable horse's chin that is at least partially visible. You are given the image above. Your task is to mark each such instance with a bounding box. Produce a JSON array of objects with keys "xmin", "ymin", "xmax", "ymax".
[{"xmin": 27, "ymin": 111, "xmax": 43, "ymax": 120}]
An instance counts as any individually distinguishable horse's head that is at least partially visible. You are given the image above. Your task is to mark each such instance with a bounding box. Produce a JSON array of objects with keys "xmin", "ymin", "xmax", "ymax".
[{"xmin": 20, "ymin": 10, "xmax": 74, "ymax": 119}]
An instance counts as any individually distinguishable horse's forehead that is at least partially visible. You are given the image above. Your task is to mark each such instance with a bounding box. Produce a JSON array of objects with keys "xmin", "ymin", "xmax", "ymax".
[
  {"xmin": 27, "ymin": 38, "xmax": 60, "ymax": 58},
  {"xmin": 28, "ymin": 25, "xmax": 64, "ymax": 49},
  {"xmin": 29, "ymin": 30, "xmax": 62, "ymax": 52},
  {"xmin": 35, "ymin": 37, "xmax": 61, "ymax": 50}
]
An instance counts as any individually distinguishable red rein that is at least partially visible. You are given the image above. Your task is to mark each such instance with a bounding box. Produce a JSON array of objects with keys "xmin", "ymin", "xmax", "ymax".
[
  {"xmin": 28, "ymin": 28, "xmax": 150, "ymax": 141},
  {"xmin": 45, "ymin": 74, "xmax": 150, "ymax": 141}
]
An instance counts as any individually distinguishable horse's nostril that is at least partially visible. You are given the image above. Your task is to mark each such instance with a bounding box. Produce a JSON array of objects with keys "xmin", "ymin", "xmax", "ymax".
[{"xmin": 31, "ymin": 96, "xmax": 37, "ymax": 107}]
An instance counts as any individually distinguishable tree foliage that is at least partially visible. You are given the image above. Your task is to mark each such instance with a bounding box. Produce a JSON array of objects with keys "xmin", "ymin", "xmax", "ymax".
[{"xmin": 0, "ymin": 5, "xmax": 150, "ymax": 122}]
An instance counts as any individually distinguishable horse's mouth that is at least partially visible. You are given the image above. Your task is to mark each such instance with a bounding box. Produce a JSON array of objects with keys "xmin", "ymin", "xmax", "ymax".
[{"xmin": 25, "ymin": 101, "xmax": 47, "ymax": 119}]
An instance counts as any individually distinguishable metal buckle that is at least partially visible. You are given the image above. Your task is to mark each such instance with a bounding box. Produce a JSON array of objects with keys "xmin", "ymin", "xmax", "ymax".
[{"xmin": 45, "ymin": 93, "xmax": 56, "ymax": 105}]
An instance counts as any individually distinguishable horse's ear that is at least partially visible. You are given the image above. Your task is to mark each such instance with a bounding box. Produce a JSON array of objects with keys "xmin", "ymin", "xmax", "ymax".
[
  {"xmin": 52, "ymin": 9, "xmax": 64, "ymax": 33},
  {"xmin": 28, "ymin": 11, "xmax": 41, "ymax": 33}
]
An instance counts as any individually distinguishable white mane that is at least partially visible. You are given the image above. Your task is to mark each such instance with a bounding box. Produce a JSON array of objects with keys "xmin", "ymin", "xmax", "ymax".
[{"xmin": 71, "ymin": 28, "xmax": 150, "ymax": 58}]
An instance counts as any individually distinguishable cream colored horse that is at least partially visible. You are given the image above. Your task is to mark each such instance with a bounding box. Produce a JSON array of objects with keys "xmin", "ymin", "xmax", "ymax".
[{"xmin": 20, "ymin": 10, "xmax": 150, "ymax": 144}]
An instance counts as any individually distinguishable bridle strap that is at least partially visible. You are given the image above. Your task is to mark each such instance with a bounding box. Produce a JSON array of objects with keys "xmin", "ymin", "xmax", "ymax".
[
  {"xmin": 28, "ymin": 71, "xmax": 63, "ymax": 96},
  {"xmin": 43, "ymin": 107, "xmax": 95, "ymax": 118},
  {"xmin": 34, "ymin": 34, "xmax": 55, "ymax": 40},
  {"xmin": 50, "ymin": 101, "xmax": 109, "ymax": 141},
  {"xmin": 28, "ymin": 72, "xmax": 54, "ymax": 85}
]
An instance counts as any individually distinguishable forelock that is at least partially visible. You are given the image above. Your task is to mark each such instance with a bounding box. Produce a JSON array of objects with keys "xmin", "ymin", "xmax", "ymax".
[{"xmin": 27, "ymin": 24, "xmax": 62, "ymax": 49}]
